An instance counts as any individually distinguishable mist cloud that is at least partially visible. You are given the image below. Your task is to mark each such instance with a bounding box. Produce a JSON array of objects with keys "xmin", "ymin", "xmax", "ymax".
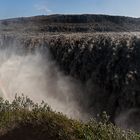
[{"xmin": 0, "ymin": 45, "xmax": 89, "ymax": 120}]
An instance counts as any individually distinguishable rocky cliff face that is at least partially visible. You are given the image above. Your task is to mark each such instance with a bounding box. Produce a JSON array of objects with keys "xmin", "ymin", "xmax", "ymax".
[{"xmin": 46, "ymin": 33, "xmax": 140, "ymax": 128}]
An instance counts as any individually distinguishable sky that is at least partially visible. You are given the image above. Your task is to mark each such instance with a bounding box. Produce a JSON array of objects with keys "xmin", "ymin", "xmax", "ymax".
[{"xmin": 0, "ymin": 0, "xmax": 140, "ymax": 19}]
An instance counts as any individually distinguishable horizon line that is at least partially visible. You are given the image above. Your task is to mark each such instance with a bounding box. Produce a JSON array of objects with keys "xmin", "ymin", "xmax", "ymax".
[{"xmin": 0, "ymin": 13, "xmax": 140, "ymax": 20}]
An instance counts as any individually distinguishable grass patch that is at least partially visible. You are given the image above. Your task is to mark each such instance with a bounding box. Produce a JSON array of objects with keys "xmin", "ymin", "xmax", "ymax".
[{"xmin": 0, "ymin": 95, "xmax": 139, "ymax": 140}]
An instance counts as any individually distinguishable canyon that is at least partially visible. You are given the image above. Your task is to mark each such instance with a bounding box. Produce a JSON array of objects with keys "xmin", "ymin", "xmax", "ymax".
[{"xmin": 0, "ymin": 14, "xmax": 140, "ymax": 132}]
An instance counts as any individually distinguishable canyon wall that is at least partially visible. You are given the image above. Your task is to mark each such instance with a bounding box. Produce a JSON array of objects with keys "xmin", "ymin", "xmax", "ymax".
[
  {"xmin": 0, "ymin": 33, "xmax": 140, "ymax": 130},
  {"xmin": 47, "ymin": 33, "xmax": 140, "ymax": 130}
]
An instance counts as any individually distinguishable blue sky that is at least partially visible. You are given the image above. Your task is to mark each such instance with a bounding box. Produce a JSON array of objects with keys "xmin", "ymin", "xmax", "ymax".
[{"xmin": 0, "ymin": 0, "xmax": 140, "ymax": 19}]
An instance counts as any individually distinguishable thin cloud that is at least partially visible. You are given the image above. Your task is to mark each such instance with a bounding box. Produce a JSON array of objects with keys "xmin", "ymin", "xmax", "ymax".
[{"xmin": 34, "ymin": 4, "xmax": 52, "ymax": 15}]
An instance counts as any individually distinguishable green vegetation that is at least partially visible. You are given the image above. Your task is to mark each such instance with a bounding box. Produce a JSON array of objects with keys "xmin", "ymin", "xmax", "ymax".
[{"xmin": 0, "ymin": 95, "xmax": 139, "ymax": 140}]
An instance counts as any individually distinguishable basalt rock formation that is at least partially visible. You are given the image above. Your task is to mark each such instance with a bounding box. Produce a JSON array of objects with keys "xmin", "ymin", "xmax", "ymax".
[{"xmin": 47, "ymin": 33, "xmax": 140, "ymax": 124}]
